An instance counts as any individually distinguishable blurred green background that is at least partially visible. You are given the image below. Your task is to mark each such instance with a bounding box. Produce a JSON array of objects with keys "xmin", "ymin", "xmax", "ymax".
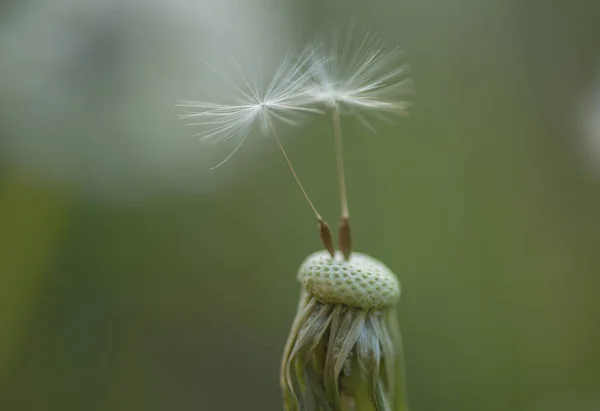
[{"xmin": 1, "ymin": 1, "xmax": 599, "ymax": 410}]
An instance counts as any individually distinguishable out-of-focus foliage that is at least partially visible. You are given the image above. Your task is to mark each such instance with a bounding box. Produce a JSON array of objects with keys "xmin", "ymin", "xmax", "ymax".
[{"xmin": 1, "ymin": 1, "xmax": 599, "ymax": 411}]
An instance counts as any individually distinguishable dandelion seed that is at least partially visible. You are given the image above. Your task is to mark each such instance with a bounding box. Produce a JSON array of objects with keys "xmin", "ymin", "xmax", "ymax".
[
  {"xmin": 309, "ymin": 29, "xmax": 413, "ymax": 121},
  {"xmin": 177, "ymin": 48, "xmax": 323, "ymax": 169},
  {"xmin": 177, "ymin": 48, "xmax": 335, "ymax": 255},
  {"xmin": 307, "ymin": 30, "xmax": 413, "ymax": 260},
  {"xmin": 281, "ymin": 251, "xmax": 408, "ymax": 411}
]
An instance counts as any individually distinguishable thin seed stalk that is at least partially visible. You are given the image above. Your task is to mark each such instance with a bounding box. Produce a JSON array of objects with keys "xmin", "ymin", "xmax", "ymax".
[
  {"xmin": 332, "ymin": 106, "xmax": 352, "ymax": 259},
  {"xmin": 268, "ymin": 119, "xmax": 334, "ymax": 256},
  {"xmin": 332, "ymin": 106, "xmax": 349, "ymax": 220}
]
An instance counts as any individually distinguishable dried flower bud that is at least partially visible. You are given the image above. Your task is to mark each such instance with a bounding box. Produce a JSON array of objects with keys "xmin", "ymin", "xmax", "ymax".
[{"xmin": 281, "ymin": 251, "xmax": 408, "ymax": 411}]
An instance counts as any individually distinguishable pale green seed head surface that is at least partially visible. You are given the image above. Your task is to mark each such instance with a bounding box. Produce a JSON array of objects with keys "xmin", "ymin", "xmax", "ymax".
[{"xmin": 297, "ymin": 250, "xmax": 400, "ymax": 309}]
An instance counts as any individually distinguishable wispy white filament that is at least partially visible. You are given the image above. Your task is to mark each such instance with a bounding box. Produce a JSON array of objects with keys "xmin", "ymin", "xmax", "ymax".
[
  {"xmin": 308, "ymin": 30, "xmax": 413, "ymax": 130},
  {"xmin": 178, "ymin": 30, "xmax": 412, "ymax": 168},
  {"xmin": 178, "ymin": 48, "xmax": 324, "ymax": 169}
]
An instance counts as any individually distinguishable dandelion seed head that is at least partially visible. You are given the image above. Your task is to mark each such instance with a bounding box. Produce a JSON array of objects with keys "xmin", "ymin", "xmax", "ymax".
[
  {"xmin": 281, "ymin": 250, "xmax": 406, "ymax": 411},
  {"xmin": 298, "ymin": 250, "xmax": 400, "ymax": 309}
]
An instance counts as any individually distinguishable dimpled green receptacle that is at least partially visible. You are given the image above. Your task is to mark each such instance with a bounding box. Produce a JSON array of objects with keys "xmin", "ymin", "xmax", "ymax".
[{"xmin": 297, "ymin": 251, "xmax": 400, "ymax": 310}]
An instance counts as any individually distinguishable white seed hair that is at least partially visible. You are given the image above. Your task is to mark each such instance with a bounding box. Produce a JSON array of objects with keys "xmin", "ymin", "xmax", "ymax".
[
  {"xmin": 177, "ymin": 30, "xmax": 412, "ymax": 169},
  {"xmin": 177, "ymin": 47, "xmax": 324, "ymax": 169},
  {"xmin": 308, "ymin": 30, "xmax": 413, "ymax": 130}
]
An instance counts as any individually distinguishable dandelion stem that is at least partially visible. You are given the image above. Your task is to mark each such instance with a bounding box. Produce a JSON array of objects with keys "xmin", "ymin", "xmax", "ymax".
[
  {"xmin": 332, "ymin": 106, "xmax": 352, "ymax": 260},
  {"xmin": 268, "ymin": 119, "xmax": 335, "ymax": 257}
]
